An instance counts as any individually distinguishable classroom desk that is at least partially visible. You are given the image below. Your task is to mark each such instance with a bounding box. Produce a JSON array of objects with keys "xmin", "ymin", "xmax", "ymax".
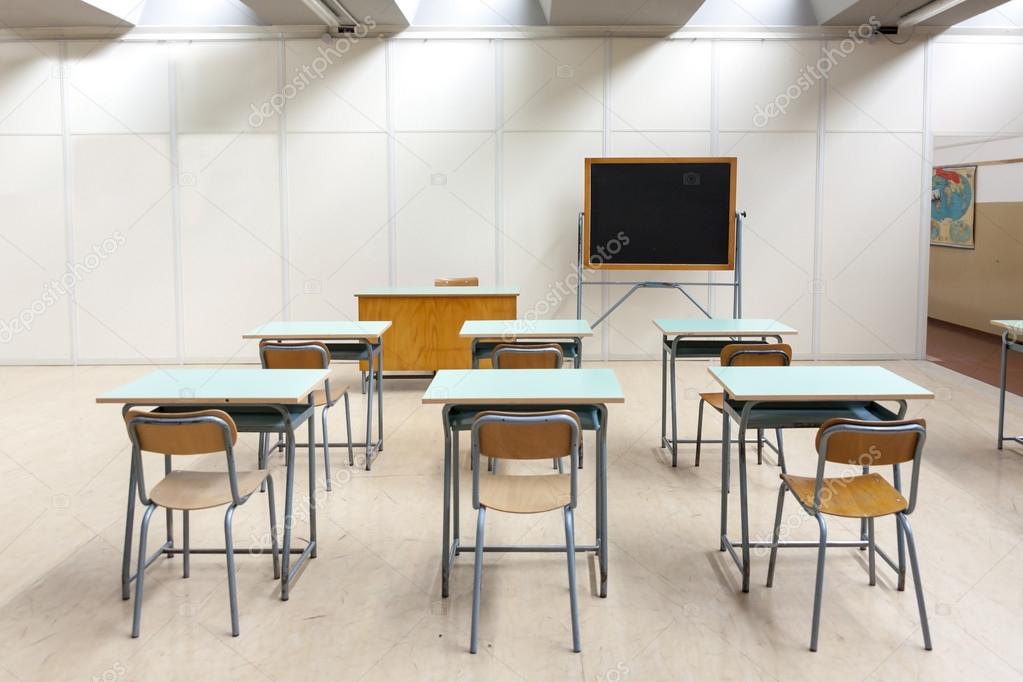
[
  {"xmin": 422, "ymin": 368, "xmax": 625, "ymax": 598},
  {"xmin": 356, "ymin": 287, "xmax": 518, "ymax": 373},
  {"xmin": 708, "ymin": 365, "xmax": 933, "ymax": 593},
  {"xmin": 98, "ymin": 368, "xmax": 329, "ymax": 601},
  {"xmin": 243, "ymin": 321, "xmax": 390, "ymax": 469},
  {"xmin": 992, "ymin": 320, "xmax": 1023, "ymax": 449},
  {"xmin": 655, "ymin": 318, "xmax": 799, "ymax": 465},
  {"xmin": 459, "ymin": 319, "xmax": 594, "ymax": 369}
]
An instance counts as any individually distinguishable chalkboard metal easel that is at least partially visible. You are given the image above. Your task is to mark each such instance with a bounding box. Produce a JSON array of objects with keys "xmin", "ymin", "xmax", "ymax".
[{"xmin": 574, "ymin": 210, "xmax": 745, "ymax": 327}]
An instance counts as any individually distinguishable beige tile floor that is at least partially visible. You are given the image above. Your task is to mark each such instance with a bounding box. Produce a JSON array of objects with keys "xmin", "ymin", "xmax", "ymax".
[{"xmin": 0, "ymin": 358, "xmax": 1022, "ymax": 681}]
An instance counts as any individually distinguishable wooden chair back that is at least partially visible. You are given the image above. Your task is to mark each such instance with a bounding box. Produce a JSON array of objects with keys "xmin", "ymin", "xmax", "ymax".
[
  {"xmin": 434, "ymin": 277, "xmax": 479, "ymax": 286},
  {"xmin": 492, "ymin": 343, "xmax": 564, "ymax": 369},
  {"xmin": 721, "ymin": 343, "xmax": 792, "ymax": 367},
  {"xmin": 126, "ymin": 409, "xmax": 237, "ymax": 456},
  {"xmin": 816, "ymin": 418, "xmax": 926, "ymax": 467},
  {"xmin": 474, "ymin": 410, "xmax": 580, "ymax": 461},
  {"xmin": 259, "ymin": 340, "xmax": 330, "ymax": 370}
]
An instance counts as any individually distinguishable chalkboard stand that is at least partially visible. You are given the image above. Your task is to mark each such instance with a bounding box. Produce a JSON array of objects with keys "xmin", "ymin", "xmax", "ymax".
[{"xmin": 575, "ymin": 211, "xmax": 745, "ymax": 327}]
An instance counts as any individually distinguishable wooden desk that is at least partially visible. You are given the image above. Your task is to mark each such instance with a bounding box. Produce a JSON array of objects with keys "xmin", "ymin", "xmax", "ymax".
[
  {"xmin": 707, "ymin": 364, "xmax": 933, "ymax": 593},
  {"xmin": 98, "ymin": 368, "xmax": 329, "ymax": 601},
  {"xmin": 423, "ymin": 368, "xmax": 624, "ymax": 598},
  {"xmin": 356, "ymin": 287, "xmax": 518, "ymax": 372},
  {"xmin": 992, "ymin": 320, "xmax": 1023, "ymax": 449}
]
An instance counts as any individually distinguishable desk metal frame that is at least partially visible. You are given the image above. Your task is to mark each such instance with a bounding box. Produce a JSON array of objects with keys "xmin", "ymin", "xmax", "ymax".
[
  {"xmin": 997, "ymin": 329, "xmax": 1023, "ymax": 450},
  {"xmin": 119, "ymin": 399, "xmax": 318, "ymax": 602},
  {"xmin": 325, "ymin": 339, "xmax": 384, "ymax": 469},
  {"xmin": 661, "ymin": 334, "xmax": 783, "ymax": 466},
  {"xmin": 718, "ymin": 397, "xmax": 908, "ymax": 593},
  {"xmin": 439, "ymin": 403, "xmax": 610, "ymax": 599}
]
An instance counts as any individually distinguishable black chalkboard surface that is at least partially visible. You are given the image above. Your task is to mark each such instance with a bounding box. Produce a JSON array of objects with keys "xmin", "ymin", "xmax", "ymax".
[{"xmin": 584, "ymin": 158, "xmax": 737, "ymax": 270}]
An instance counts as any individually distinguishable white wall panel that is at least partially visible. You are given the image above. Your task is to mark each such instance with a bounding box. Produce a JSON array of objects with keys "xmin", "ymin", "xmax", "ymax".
[
  {"xmin": 820, "ymin": 133, "xmax": 923, "ymax": 356},
  {"xmin": 71, "ymin": 135, "xmax": 176, "ymax": 361},
  {"xmin": 66, "ymin": 41, "xmax": 170, "ymax": 134},
  {"xmin": 610, "ymin": 39, "xmax": 712, "ymax": 131},
  {"xmin": 717, "ymin": 132, "xmax": 817, "ymax": 356},
  {"xmin": 0, "ymin": 42, "xmax": 61, "ymax": 134},
  {"xmin": 286, "ymin": 133, "xmax": 389, "ymax": 321},
  {"xmin": 718, "ymin": 40, "xmax": 821, "ymax": 132},
  {"xmin": 932, "ymin": 40, "xmax": 1023, "ymax": 134},
  {"xmin": 503, "ymin": 132, "xmax": 601, "ymax": 320},
  {"xmin": 392, "ymin": 40, "xmax": 494, "ymax": 131},
  {"xmin": 284, "ymin": 39, "xmax": 387, "ymax": 133},
  {"xmin": 0, "ymin": 137, "xmax": 70, "ymax": 361},
  {"xmin": 824, "ymin": 40, "xmax": 925, "ymax": 133},
  {"xmin": 176, "ymin": 41, "xmax": 279, "ymax": 134},
  {"xmin": 178, "ymin": 134, "xmax": 282, "ymax": 360},
  {"xmin": 503, "ymin": 38, "xmax": 604, "ymax": 132},
  {"xmin": 394, "ymin": 132, "xmax": 496, "ymax": 285}
]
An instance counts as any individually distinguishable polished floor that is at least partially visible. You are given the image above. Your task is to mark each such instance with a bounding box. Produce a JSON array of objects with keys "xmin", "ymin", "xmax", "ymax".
[{"xmin": 1, "ymin": 358, "xmax": 1022, "ymax": 681}]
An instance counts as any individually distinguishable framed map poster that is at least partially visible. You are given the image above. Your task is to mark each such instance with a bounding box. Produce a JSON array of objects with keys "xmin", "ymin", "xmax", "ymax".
[{"xmin": 931, "ymin": 165, "xmax": 977, "ymax": 249}]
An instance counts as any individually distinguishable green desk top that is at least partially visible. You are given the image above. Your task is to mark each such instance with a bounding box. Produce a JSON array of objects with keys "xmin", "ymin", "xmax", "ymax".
[
  {"xmin": 708, "ymin": 366, "xmax": 933, "ymax": 402},
  {"xmin": 654, "ymin": 318, "xmax": 798, "ymax": 337},
  {"xmin": 355, "ymin": 287, "xmax": 519, "ymax": 297},
  {"xmin": 991, "ymin": 320, "xmax": 1023, "ymax": 334},
  {"xmin": 459, "ymin": 319, "xmax": 594, "ymax": 339},
  {"xmin": 97, "ymin": 368, "xmax": 329, "ymax": 405},
  {"xmin": 243, "ymin": 320, "xmax": 392, "ymax": 341},
  {"xmin": 422, "ymin": 369, "xmax": 625, "ymax": 405}
]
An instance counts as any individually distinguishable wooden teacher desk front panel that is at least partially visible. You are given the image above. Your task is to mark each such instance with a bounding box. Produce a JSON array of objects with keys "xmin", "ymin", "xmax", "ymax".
[{"xmin": 356, "ymin": 287, "xmax": 518, "ymax": 371}]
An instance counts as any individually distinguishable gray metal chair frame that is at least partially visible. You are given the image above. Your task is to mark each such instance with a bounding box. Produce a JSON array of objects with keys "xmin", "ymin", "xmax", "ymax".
[
  {"xmin": 259, "ymin": 341, "xmax": 354, "ymax": 490},
  {"xmin": 765, "ymin": 420, "xmax": 931, "ymax": 652},
  {"xmin": 490, "ymin": 343, "xmax": 570, "ymax": 473},
  {"xmin": 469, "ymin": 412, "xmax": 582, "ymax": 654},
  {"xmin": 126, "ymin": 411, "xmax": 280, "ymax": 638},
  {"xmin": 696, "ymin": 346, "xmax": 791, "ymax": 469}
]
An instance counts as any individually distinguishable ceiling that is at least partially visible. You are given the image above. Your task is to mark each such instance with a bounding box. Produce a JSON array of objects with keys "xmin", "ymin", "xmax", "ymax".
[{"xmin": 0, "ymin": 0, "xmax": 1015, "ymax": 31}]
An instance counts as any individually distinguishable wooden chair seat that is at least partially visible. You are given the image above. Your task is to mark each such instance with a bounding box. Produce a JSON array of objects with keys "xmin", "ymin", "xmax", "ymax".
[
  {"xmin": 780, "ymin": 472, "xmax": 908, "ymax": 519},
  {"xmin": 150, "ymin": 469, "xmax": 271, "ymax": 511},
  {"xmin": 479, "ymin": 474, "xmax": 571, "ymax": 514},
  {"xmin": 699, "ymin": 392, "xmax": 725, "ymax": 412}
]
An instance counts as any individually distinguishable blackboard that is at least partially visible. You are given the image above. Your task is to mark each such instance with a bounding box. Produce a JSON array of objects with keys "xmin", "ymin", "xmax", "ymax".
[{"xmin": 584, "ymin": 158, "xmax": 737, "ymax": 270}]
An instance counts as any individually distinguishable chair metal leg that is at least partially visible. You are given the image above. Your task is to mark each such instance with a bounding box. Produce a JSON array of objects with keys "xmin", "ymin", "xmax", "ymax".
[
  {"xmin": 182, "ymin": 511, "xmax": 190, "ymax": 579},
  {"xmin": 131, "ymin": 503, "xmax": 157, "ymax": 638},
  {"xmin": 564, "ymin": 506, "xmax": 581, "ymax": 653},
  {"xmin": 766, "ymin": 483, "xmax": 786, "ymax": 587},
  {"xmin": 757, "ymin": 428, "xmax": 764, "ymax": 465},
  {"xmin": 867, "ymin": 517, "xmax": 876, "ymax": 586},
  {"xmin": 122, "ymin": 465, "xmax": 137, "ymax": 601},
  {"xmin": 343, "ymin": 391, "xmax": 354, "ymax": 466},
  {"xmin": 278, "ymin": 431, "xmax": 284, "ymax": 453},
  {"xmin": 224, "ymin": 504, "xmax": 240, "ymax": 637},
  {"xmin": 898, "ymin": 513, "xmax": 932, "ymax": 650},
  {"xmin": 809, "ymin": 514, "xmax": 828, "ymax": 652},
  {"xmin": 321, "ymin": 403, "xmax": 332, "ymax": 491},
  {"xmin": 470, "ymin": 507, "xmax": 486, "ymax": 654},
  {"xmin": 695, "ymin": 399, "xmax": 705, "ymax": 467},
  {"xmin": 896, "ymin": 511, "xmax": 907, "ymax": 591},
  {"xmin": 267, "ymin": 474, "xmax": 281, "ymax": 580},
  {"xmin": 775, "ymin": 429, "xmax": 786, "ymax": 472},
  {"xmin": 554, "ymin": 457, "xmax": 563, "ymax": 473}
]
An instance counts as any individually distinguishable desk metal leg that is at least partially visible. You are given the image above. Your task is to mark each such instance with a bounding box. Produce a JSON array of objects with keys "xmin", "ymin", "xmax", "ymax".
[
  {"xmin": 597, "ymin": 404, "xmax": 605, "ymax": 597},
  {"xmin": 737, "ymin": 422, "xmax": 751, "ymax": 593},
  {"xmin": 660, "ymin": 338, "xmax": 667, "ymax": 449},
  {"xmin": 364, "ymin": 347, "xmax": 376, "ymax": 470},
  {"xmin": 453, "ymin": 429, "xmax": 460, "ymax": 547},
  {"xmin": 441, "ymin": 407, "xmax": 453, "ymax": 598},
  {"xmin": 121, "ymin": 461, "xmax": 137, "ymax": 600},
  {"xmin": 669, "ymin": 339, "xmax": 679, "ymax": 466},
  {"xmin": 308, "ymin": 399, "xmax": 317, "ymax": 559},
  {"xmin": 573, "ymin": 337, "xmax": 583, "ymax": 368},
  {"xmin": 280, "ymin": 424, "xmax": 297, "ymax": 600},
  {"xmin": 998, "ymin": 331, "xmax": 1009, "ymax": 450},
  {"xmin": 719, "ymin": 412, "xmax": 730, "ymax": 552},
  {"xmin": 376, "ymin": 343, "xmax": 384, "ymax": 452}
]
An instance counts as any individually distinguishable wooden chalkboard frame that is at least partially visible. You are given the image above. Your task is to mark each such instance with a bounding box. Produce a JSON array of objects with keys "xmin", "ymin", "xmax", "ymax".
[{"xmin": 583, "ymin": 157, "xmax": 738, "ymax": 271}]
